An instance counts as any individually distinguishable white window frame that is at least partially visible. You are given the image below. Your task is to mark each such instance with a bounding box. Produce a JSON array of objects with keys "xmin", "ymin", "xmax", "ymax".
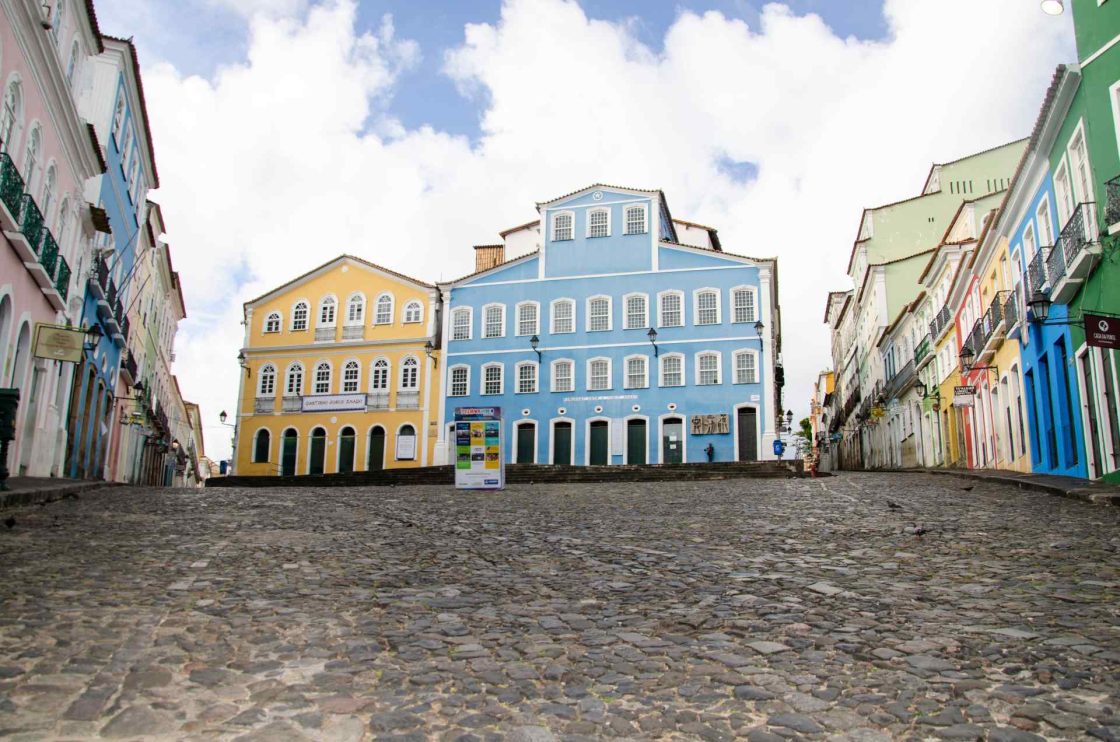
[
  {"xmin": 587, "ymin": 357, "xmax": 612, "ymax": 391},
  {"xmin": 693, "ymin": 288, "xmax": 721, "ymax": 326},
  {"xmin": 624, "ymin": 204, "xmax": 647, "ymax": 235},
  {"xmin": 515, "ymin": 360, "xmax": 539, "ymax": 394},
  {"xmin": 659, "ymin": 352, "xmax": 684, "ymax": 387},
  {"xmin": 623, "ymin": 354, "xmax": 649, "ymax": 389},
  {"xmin": 370, "ymin": 358, "xmax": 390, "ymax": 391},
  {"xmin": 451, "ymin": 307, "xmax": 472, "ymax": 341},
  {"xmin": 318, "ymin": 295, "xmax": 338, "ymax": 327},
  {"xmin": 586, "ymin": 295, "xmax": 612, "ymax": 332},
  {"xmin": 586, "ymin": 206, "xmax": 610, "ymax": 238},
  {"xmin": 341, "ymin": 359, "xmax": 361, "ymax": 393},
  {"xmin": 290, "ymin": 299, "xmax": 310, "ymax": 331},
  {"xmin": 263, "ymin": 312, "xmax": 281, "ymax": 334},
  {"xmin": 1035, "ymin": 196, "xmax": 1054, "ymax": 247},
  {"xmin": 482, "ymin": 362, "xmax": 504, "ymax": 395},
  {"xmin": 515, "ymin": 301, "xmax": 540, "ymax": 337},
  {"xmin": 482, "ymin": 303, "xmax": 506, "ymax": 338},
  {"xmin": 550, "ymin": 358, "xmax": 575, "ymax": 392},
  {"xmin": 695, "ymin": 351, "xmax": 722, "ymax": 386},
  {"xmin": 1065, "ymin": 119, "xmax": 1094, "ymax": 206},
  {"xmin": 313, "ymin": 361, "xmax": 332, "ymax": 395},
  {"xmin": 258, "ymin": 363, "xmax": 277, "ymax": 397},
  {"xmin": 345, "ymin": 293, "xmax": 365, "ymax": 325},
  {"xmin": 658, "ymin": 290, "xmax": 685, "ymax": 328},
  {"xmin": 730, "ymin": 286, "xmax": 757, "ymax": 324},
  {"xmin": 552, "ymin": 210, "xmax": 575, "ymax": 241},
  {"xmin": 623, "ymin": 292, "xmax": 648, "ymax": 330},
  {"xmin": 285, "ymin": 362, "xmax": 304, "ymax": 395},
  {"xmin": 448, "ymin": 364, "xmax": 470, "ymax": 397},
  {"xmin": 399, "ymin": 355, "xmax": 420, "ymax": 390},
  {"xmin": 1053, "ymin": 157, "xmax": 1074, "ymax": 227},
  {"xmin": 403, "ymin": 300, "xmax": 423, "ymax": 324},
  {"xmin": 550, "ymin": 298, "xmax": 575, "ymax": 334},
  {"xmin": 373, "ymin": 293, "xmax": 394, "ymax": 325},
  {"xmin": 732, "ymin": 348, "xmax": 759, "ymax": 384}
]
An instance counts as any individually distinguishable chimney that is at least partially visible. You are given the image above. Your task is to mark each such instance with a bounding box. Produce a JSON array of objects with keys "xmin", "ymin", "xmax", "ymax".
[{"xmin": 473, "ymin": 244, "xmax": 505, "ymax": 273}]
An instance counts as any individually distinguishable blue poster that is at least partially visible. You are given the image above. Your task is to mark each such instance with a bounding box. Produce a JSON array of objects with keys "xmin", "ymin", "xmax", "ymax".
[{"xmin": 454, "ymin": 407, "xmax": 504, "ymax": 490}]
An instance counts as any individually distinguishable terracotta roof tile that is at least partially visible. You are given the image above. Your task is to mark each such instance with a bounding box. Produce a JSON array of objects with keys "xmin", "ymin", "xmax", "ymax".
[{"xmin": 244, "ymin": 254, "xmax": 434, "ymax": 308}]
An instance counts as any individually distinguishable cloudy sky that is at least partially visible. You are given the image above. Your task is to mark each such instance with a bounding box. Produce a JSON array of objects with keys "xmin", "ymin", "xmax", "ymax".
[{"xmin": 91, "ymin": 0, "xmax": 1073, "ymax": 460}]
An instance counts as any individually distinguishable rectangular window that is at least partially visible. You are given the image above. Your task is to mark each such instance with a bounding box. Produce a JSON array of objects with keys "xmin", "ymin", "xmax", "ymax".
[
  {"xmin": 660, "ymin": 293, "xmax": 682, "ymax": 327},
  {"xmin": 589, "ymin": 359, "xmax": 610, "ymax": 390},
  {"xmin": 625, "ymin": 357, "xmax": 647, "ymax": 389},
  {"xmin": 517, "ymin": 304, "xmax": 538, "ymax": 336},
  {"xmin": 660, "ymin": 356, "xmax": 683, "ymax": 387},
  {"xmin": 625, "ymin": 295, "xmax": 646, "ymax": 329},
  {"xmin": 698, "ymin": 353, "xmax": 720, "ymax": 385},
  {"xmin": 696, "ymin": 291, "xmax": 719, "ymax": 325},
  {"xmin": 483, "ymin": 365, "xmax": 502, "ymax": 395},
  {"xmin": 735, "ymin": 353, "xmax": 757, "ymax": 384},
  {"xmin": 732, "ymin": 289, "xmax": 756, "ymax": 323},
  {"xmin": 314, "ymin": 367, "xmax": 331, "ymax": 395},
  {"xmin": 588, "ymin": 209, "xmax": 609, "ymax": 237},
  {"xmin": 518, "ymin": 364, "xmax": 537, "ymax": 394},
  {"xmin": 484, "ymin": 306, "xmax": 504, "ymax": 338},
  {"xmin": 552, "ymin": 300, "xmax": 574, "ymax": 334},
  {"xmin": 624, "ymin": 206, "xmax": 646, "ymax": 235},
  {"xmin": 589, "ymin": 298, "xmax": 610, "ymax": 332},
  {"xmin": 553, "ymin": 213, "xmax": 573, "ymax": 241},
  {"xmin": 452, "ymin": 310, "xmax": 470, "ymax": 340},
  {"xmin": 553, "ymin": 361, "xmax": 573, "ymax": 392},
  {"xmin": 450, "ymin": 367, "xmax": 468, "ymax": 397},
  {"xmin": 342, "ymin": 364, "xmax": 359, "ymax": 392}
]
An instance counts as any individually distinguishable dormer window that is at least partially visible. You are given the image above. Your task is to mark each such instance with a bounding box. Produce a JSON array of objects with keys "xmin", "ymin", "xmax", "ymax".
[
  {"xmin": 553, "ymin": 212, "xmax": 573, "ymax": 241},
  {"xmin": 624, "ymin": 205, "xmax": 647, "ymax": 235},
  {"xmin": 587, "ymin": 208, "xmax": 609, "ymax": 238}
]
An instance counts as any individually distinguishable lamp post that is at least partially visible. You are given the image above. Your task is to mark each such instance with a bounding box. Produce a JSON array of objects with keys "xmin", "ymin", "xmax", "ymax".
[
  {"xmin": 424, "ymin": 339, "xmax": 438, "ymax": 367},
  {"xmin": 83, "ymin": 323, "xmax": 103, "ymax": 352},
  {"xmin": 237, "ymin": 351, "xmax": 250, "ymax": 377},
  {"xmin": 219, "ymin": 411, "xmax": 235, "ymax": 476},
  {"xmin": 647, "ymin": 327, "xmax": 658, "ymax": 357},
  {"xmin": 1028, "ymin": 291, "xmax": 1051, "ymax": 323},
  {"xmin": 530, "ymin": 334, "xmax": 541, "ymax": 362}
]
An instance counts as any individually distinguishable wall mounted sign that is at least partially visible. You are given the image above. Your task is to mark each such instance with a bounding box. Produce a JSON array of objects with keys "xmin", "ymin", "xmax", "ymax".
[
  {"xmin": 395, "ymin": 433, "xmax": 416, "ymax": 461},
  {"xmin": 32, "ymin": 324, "xmax": 84, "ymax": 363},
  {"xmin": 301, "ymin": 393, "xmax": 366, "ymax": 413},
  {"xmin": 690, "ymin": 414, "xmax": 729, "ymax": 434},
  {"xmin": 953, "ymin": 385, "xmax": 976, "ymax": 408},
  {"xmin": 1086, "ymin": 314, "xmax": 1120, "ymax": 350},
  {"xmin": 454, "ymin": 406, "xmax": 504, "ymax": 490}
]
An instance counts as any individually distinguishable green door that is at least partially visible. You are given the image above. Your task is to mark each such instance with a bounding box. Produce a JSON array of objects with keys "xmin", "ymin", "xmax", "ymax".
[
  {"xmin": 552, "ymin": 422, "xmax": 572, "ymax": 465},
  {"xmin": 309, "ymin": 428, "xmax": 326, "ymax": 475},
  {"xmin": 368, "ymin": 426, "xmax": 385, "ymax": 470},
  {"xmin": 589, "ymin": 420, "xmax": 609, "ymax": 465},
  {"xmin": 662, "ymin": 418, "xmax": 683, "ymax": 464},
  {"xmin": 516, "ymin": 423, "xmax": 535, "ymax": 464},
  {"xmin": 626, "ymin": 419, "xmax": 646, "ymax": 464},
  {"xmin": 281, "ymin": 431, "xmax": 298, "ymax": 476},
  {"xmin": 339, "ymin": 427, "xmax": 355, "ymax": 474}
]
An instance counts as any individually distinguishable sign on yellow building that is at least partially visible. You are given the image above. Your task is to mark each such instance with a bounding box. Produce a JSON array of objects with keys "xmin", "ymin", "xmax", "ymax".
[{"xmin": 233, "ymin": 255, "xmax": 442, "ymax": 476}]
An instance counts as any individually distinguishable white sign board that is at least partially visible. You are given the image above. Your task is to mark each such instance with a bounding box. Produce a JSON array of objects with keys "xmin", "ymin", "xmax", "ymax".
[
  {"xmin": 301, "ymin": 393, "xmax": 366, "ymax": 413},
  {"xmin": 395, "ymin": 433, "xmax": 416, "ymax": 461},
  {"xmin": 454, "ymin": 407, "xmax": 505, "ymax": 490},
  {"xmin": 953, "ymin": 385, "xmax": 976, "ymax": 408}
]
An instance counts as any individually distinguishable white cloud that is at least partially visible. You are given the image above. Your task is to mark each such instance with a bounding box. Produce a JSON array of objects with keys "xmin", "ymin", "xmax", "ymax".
[{"xmin": 138, "ymin": 0, "xmax": 1072, "ymax": 459}]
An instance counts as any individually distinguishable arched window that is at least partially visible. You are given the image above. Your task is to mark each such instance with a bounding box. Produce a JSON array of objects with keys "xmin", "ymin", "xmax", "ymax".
[
  {"xmin": 253, "ymin": 429, "xmax": 270, "ymax": 463},
  {"xmin": 374, "ymin": 293, "xmax": 393, "ymax": 325},
  {"xmin": 587, "ymin": 207, "xmax": 610, "ymax": 238},
  {"xmin": 318, "ymin": 296, "xmax": 336, "ymax": 326},
  {"xmin": 400, "ymin": 356, "xmax": 419, "ymax": 389},
  {"xmin": 624, "ymin": 204, "xmax": 647, "ymax": 235},
  {"xmin": 516, "ymin": 361, "xmax": 538, "ymax": 394},
  {"xmin": 22, "ymin": 125, "xmax": 41, "ymax": 184},
  {"xmin": 370, "ymin": 358, "xmax": 389, "ymax": 390},
  {"xmin": 696, "ymin": 351, "xmax": 721, "ymax": 385},
  {"xmin": 403, "ymin": 300, "xmax": 422, "ymax": 324},
  {"xmin": 451, "ymin": 307, "xmax": 471, "ymax": 340},
  {"xmin": 587, "ymin": 296, "xmax": 611, "ymax": 332},
  {"xmin": 624, "ymin": 355, "xmax": 648, "ymax": 389},
  {"xmin": 732, "ymin": 287, "xmax": 756, "ymax": 324},
  {"xmin": 264, "ymin": 312, "xmax": 281, "ymax": 333},
  {"xmin": 449, "ymin": 365, "xmax": 469, "ymax": 397},
  {"xmin": 516, "ymin": 302, "xmax": 539, "ymax": 336},
  {"xmin": 483, "ymin": 304, "xmax": 505, "ymax": 338},
  {"xmin": 624, "ymin": 293, "xmax": 647, "ymax": 330},
  {"xmin": 694, "ymin": 289, "xmax": 720, "ymax": 325},
  {"xmin": 588, "ymin": 357, "xmax": 611, "ymax": 391},
  {"xmin": 553, "ymin": 211, "xmax": 574, "ymax": 241},
  {"xmin": 52, "ymin": 0, "xmax": 66, "ymax": 41},
  {"xmin": 660, "ymin": 353, "xmax": 684, "ymax": 387},
  {"xmin": 56, "ymin": 197, "xmax": 69, "ymax": 250},
  {"xmin": 313, "ymin": 361, "xmax": 332, "ymax": 394},
  {"xmin": 41, "ymin": 164, "xmax": 56, "ymax": 224},
  {"xmin": 342, "ymin": 360, "xmax": 360, "ymax": 392},
  {"xmin": 0, "ymin": 81, "xmax": 23, "ymax": 153},
  {"xmin": 482, "ymin": 363, "xmax": 503, "ymax": 395},
  {"xmin": 66, "ymin": 40, "xmax": 80, "ymax": 84},
  {"xmin": 551, "ymin": 359, "xmax": 574, "ymax": 392},
  {"xmin": 733, "ymin": 349, "xmax": 758, "ymax": 384},
  {"xmin": 396, "ymin": 424, "xmax": 417, "ymax": 461},
  {"xmin": 550, "ymin": 298, "xmax": 574, "ymax": 334},
  {"xmin": 285, "ymin": 362, "xmax": 303, "ymax": 395},
  {"xmin": 291, "ymin": 301, "xmax": 309, "ymax": 331},
  {"xmin": 258, "ymin": 363, "xmax": 277, "ymax": 396},
  {"xmin": 659, "ymin": 291, "xmax": 684, "ymax": 327},
  {"xmin": 346, "ymin": 293, "xmax": 364, "ymax": 324}
]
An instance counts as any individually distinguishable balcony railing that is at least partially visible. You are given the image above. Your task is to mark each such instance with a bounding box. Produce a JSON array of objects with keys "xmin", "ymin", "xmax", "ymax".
[
  {"xmin": 0, "ymin": 152, "xmax": 24, "ymax": 224},
  {"xmin": 55, "ymin": 255, "xmax": 70, "ymax": 301},
  {"xmin": 16, "ymin": 193, "xmax": 45, "ymax": 256},
  {"xmin": 89, "ymin": 255, "xmax": 109, "ymax": 300},
  {"xmin": 281, "ymin": 396, "xmax": 302, "ymax": 412},
  {"xmin": 883, "ymin": 359, "xmax": 916, "ymax": 401},
  {"xmin": 914, "ymin": 335, "xmax": 931, "ymax": 365},
  {"xmin": 396, "ymin": 390, "xmax": 420, "ymax": 409},
  {"xmin": 314, "ymin": 327, "xmax": 335, "ymax": 342},
  {"xmin": 929, "ymin": 305, "xmax": 952, "ymax": 341},
  {"xmin": 341, "ymin": 325, "xmax": 363, "ymax": 340},
  {"xmin": 38, "ymin": 230, "xmax": 59, "ymax": 279},
  {"xmin": 120, "ymin": 353, "xmax": 138, "ymax": 386},
  {"xmin": 1027, "ymin": 246, "xmax": 1052, "ymax": 296},
  {"xmin": 1046, "ymin": 241, "xmax": 1067, "ymax": 289},
  {"xmin": 976, "ymin": 290, "xmax": 1011, "ymax": 359},
  {"xmin": 1002, "ymin": 289, "xmax": 1019, "ymax": 330},
  {"xmin": 254, "ymin": 397, "xmax": 275, "ymax": 414},
  {"xmin": 366, "ymin": 392, "xmax": 390, "ymax": 410},
  {"xmin": 1106, "ymin": 175, "xmax": 1120, "ymax": 229},
  {"xmin": 1057, "ymin": 202, "xmax": 1098, "ymax": 268},
  {"xmin": 1049, "ymin": 202, "xmax": 1101, "ymax": 302}
]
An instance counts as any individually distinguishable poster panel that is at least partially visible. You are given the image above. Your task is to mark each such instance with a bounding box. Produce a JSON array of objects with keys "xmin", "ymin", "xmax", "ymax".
[{"xmin": 454, "ymin": 406, "xmax": 504, "ymax": 490}]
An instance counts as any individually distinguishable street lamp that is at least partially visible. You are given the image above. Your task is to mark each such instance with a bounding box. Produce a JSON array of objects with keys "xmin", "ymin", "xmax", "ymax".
[
  {"xmin": 237, "ymin": 350, "xmax": 250, "ymax": 377},
  {"xmin": 1028, "ymin": 291, "xmax": 1051, "ymax": 323},
  {"xmin": 647, "ymin": 327, "xmax": 659, "ymax": 357},
  {"xmin": 530, "ymin": 334, "xmax": 541, "ymax": 362},
  {"xmin": 83, "ymin": 323, "xmax": 103, "ymax": 352},
  {"xmin": 1041, "ymin": 0, "xmax": 1064, "ymax": 15},
  {"xmin": 959, "ymin": 345, "xmax": 975, "ymax": 374},
  {"xmin": 754, "ymin": 319, "xmax": 764, "ymax": 338},
  {"xmin": 915, "ymin": 379, "xmax": 927, "ymax": 398},
  {"xmin": 785, "ymin": 409, "xmax": 794, "ymax": 433},
  {"xmin": 171, "ymin": 439, "xmax": 180, "ymax": 453},
  {"xmin": 424, "ymin": 339, "xmax": 438, "ymax": 367},
  {"xmin": 219, "ymin": 410, "xmax": 233, "ymax": 426}
]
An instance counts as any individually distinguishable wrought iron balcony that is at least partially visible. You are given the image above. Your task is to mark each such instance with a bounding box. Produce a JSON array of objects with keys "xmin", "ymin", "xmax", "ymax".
[
  {"xmin": 89, "ymin": 255, "xmax": 109, "ymax": 300},
  {"xmin": 341, "ymin": 325, "xmax": 363, "ymax": 340},
  {"xmin": 54, "ymin": 255, "xmax": 70, "ymax": 302},
  {"xmin": 0, "ymin": 152, "xmax": 24, "ymax": 230},
  {"xmin": 1049, "ymin": 202, "xmax": 1101, "ymax": 302},
  {"xmin": 366, "ymin": 392, "xmax": 389, "ymax": 410},
  {"xmin": 928, "ymin": 305, "xmax": 952, "ymax": 341},
  {"xmin": 396, "ymin": 390, "xmax": 420, "ymax": 409},
  {"xmin": 1045, "ymin": 242, "xmax": 1067, "ymax": 293},
  {"xmin": 1027, "ymin": 246, "xmax": 1052, "ymax": 296},
  {"xmin": 976, "ymin": 290, "xmax": 1011, "ymax": 361},
  {"xmin": 37, "ymin": 230, "xmax": 59, "ymax": 282},
  {"xmin": 914, "ymin": 335, "xmax": 932, "ymax": 366},
  {"xmin": 883, "ymin": 359, "xmax": 916, "ymax": 401},
  {"xmin": 281, "ymin": 396, "xmax": 302, "ymax": 412},
  {"xmin": 254, "ymin": 396, "xmax": 275, "ymax": 414},
  {"xmin": 7, "ymin": 193, "xmax": 45, "ymax": 263},
  {"xmin": 120, "ymin": 352, "xmax": 138, "ymax": 387},
  {"xmin": 1106, "ymin": 175, "xmax": 1120, "ymax": 229},
  {"xmin": 314, "ymin": 327, "xmax": 335, "ymax": 342},
  {"xmin": 1002, "ymin": 289, "xmax": 1019, "ymax": 333}
]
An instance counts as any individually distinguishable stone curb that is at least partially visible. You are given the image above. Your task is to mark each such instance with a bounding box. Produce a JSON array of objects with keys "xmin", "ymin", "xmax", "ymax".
[
  {"xmin": 0, "ymin": 481, "xmax": 121, "ymax": 510},
  {"xmin": 884, "ymin": 468, "xmax": 1120, "ymax": 506}
]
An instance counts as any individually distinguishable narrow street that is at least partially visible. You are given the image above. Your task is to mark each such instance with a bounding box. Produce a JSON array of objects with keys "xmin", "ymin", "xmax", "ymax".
[{"xmin": 1, "ymin": 473, "xmax": 1118, "ymax": 740}]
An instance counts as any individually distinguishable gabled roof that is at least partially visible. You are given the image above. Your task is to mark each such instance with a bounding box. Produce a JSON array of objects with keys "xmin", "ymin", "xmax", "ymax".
[
  {"xmin": 536, "ymin": 183, "xmax": 660, "ymax": 209},
  {"xmin": 920, "ymin": 137, "xmax": 1029, "ymax": 194},
  {"xmin": 659, "ymin": 240, "xmax": 771, "ymax": 265},
  {"xmin": 446, "ymin": 250, "xmax": 540, "ymax": 286},
  {"xmin": 498, "ymin": 220, "xmax": 539, "ymax": 238},
  {"xmin": 673, "ymin": 218, "xmax": 723, "ymax": 251},
  {"xmin": 244, "ymin": 254, "xmax": 434, "ymax": 308}
]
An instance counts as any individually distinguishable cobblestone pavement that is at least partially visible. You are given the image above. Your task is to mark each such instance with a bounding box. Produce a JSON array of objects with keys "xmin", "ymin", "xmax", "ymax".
[{"xmin": 1, "ymin": 473, "xmax": 1119, "ymax": 741}]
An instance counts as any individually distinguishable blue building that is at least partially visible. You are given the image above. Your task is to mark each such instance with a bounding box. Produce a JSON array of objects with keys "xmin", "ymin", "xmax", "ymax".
[
  {"xmin": 66, "ymin": 37, "xmax": 158, "ymax": 478},
  {"xmin": 1008, "ymin": 66, "xmax": 1088, "ymax": 478},
  {"xmin": 435, "ymin": 185, "xmax": 783, "ymax": 466}
]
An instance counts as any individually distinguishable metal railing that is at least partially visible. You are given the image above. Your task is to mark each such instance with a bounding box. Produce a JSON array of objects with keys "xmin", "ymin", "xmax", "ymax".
[
  {"xmin": 883, "ymin": 359, "xmax": 915, "ymax": 401},
  {"xmin": 1027, "ymin": 246, "xmax": 1051, "ymax": 296},
  {"xmin": 120, "ymin": 353, "xmax": 138, "ymax": 383},
  {"xmin": 1055, "ymin": 201, "xmax": 1098, "ymax": 271},
  {"xmin": 0, "ymin": 152, "xmax": 24, "ymax": 218},
  {"xmin": 16, "ymin": 193, "xmax": 44, "ymax": 256},
  {"xmin": 914, "ymin": 335, "xmax": 931, "ymax": 364},
  {"xmin": 1046, "ymin": 241, "xmax": 1066, "ymax": 287},
  {"xmin": 39, "ymin": 230, "xmax": 59, "ymax": 278},
  {"xmin": 977, "ymin": 290, "xmax": 1011, "ymax": 353},
  {"xmin": 929, "ymin": 305, "xmax": 952, "ymax": 341},
  {"xmin": 1002, "ymin": 289, "xmax": 1018, "ymax": 329},
  {"xmin": 55, "ymin": 255, "xmax": 70, "ymax": 300},
  {"xmin": 1107, "ymin": 175, "xmax": 1120, "ymax": 228}
]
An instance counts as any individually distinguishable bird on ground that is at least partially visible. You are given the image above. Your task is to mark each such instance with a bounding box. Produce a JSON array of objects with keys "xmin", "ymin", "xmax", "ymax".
[
  {"xmin": 887, "ymin": 500, "xmax": 903, "ymax": 510},
  {"xmin": 3, "ymin": 516, "xmax": 15, "ymax": 529},
  {"xmin": 961, "ymin": 486, "xmax": 974, "ymax": 492}
]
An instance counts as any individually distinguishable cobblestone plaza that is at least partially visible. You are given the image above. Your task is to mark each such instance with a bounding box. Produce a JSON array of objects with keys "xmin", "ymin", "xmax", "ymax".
[{"xmin": 1, "ymin": 474, "xmax": 1118, "ymax": 740}]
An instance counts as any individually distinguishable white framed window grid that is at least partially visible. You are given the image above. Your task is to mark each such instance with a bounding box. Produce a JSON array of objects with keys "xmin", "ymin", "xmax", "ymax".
[
  {"xmin": 624, "ymin": 294, "xmax": 647, "ymax": 330},
  {"xmin": 484, "ymin": 304, "xmax": 505, "ymax": 338},
  {"xmin": 551, "ymin": 299, "xmax": 574, "ymax": 334},
  {"xmin": 551, "ymin": 359, "xmax": 574, "ymax": 392},
  {"xmin": 588, "ymin": 296, "xmax": 611, "ymax": 332}
]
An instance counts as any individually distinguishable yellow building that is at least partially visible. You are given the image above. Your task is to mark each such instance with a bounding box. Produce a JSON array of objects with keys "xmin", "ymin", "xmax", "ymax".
[{"xmin": 234, "ymin": 256, "xmax": 441, "ymax": 476}]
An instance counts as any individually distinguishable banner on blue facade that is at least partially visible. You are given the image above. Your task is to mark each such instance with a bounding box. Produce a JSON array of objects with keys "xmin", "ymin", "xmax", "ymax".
[{"xmin": 454, "ymin": 407, "xmax": 504, "ymax": 490}]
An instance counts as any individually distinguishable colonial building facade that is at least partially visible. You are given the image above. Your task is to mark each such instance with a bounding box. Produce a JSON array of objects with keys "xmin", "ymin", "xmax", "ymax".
[
  {"xmin": 436, "ymin": 185, "xmax": 783, "ymax": 467},
  {"xmin": 234, "ymin": 256, "xmax": 442, "ymax": 476}
]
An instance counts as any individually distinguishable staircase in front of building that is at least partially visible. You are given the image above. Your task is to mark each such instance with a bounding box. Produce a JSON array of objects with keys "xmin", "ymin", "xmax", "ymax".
[{"xmin": 206, "ymin": 460, "xmax": 801, "ymax": 488}]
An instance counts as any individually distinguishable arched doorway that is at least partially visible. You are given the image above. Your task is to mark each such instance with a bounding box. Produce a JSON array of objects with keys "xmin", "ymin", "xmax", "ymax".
[
  {"xmin": 662, "ymin": 416, "xmax": 683, "ymax": 464},
  {"xmin": 309, "ymin": 427, "xmax": 326, "ymax": 475},
  {"xmin": 338, "ymin": 426, "xmax": 355, "ymax": 474},
  {"xmin": 552, "ymin": 421, "xmax": 572, "ymax": 465},
  {"xmin": 626, "ymin": 418, "xmax": 647, "ymax": 465},
  {"xmin": 281, "ymin": 429, "xmax": 298, "ymax": 476},
  {"xmin": 589, "ymin": 419, "xmax": 609, "ymax": 465},
  {"xmin": 516, "ymin": 421, "xmax": 535, "ymax": 464},
  {"xmin": 368, "ymin": 425, "xmax": 385, "ymax": 470}
]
